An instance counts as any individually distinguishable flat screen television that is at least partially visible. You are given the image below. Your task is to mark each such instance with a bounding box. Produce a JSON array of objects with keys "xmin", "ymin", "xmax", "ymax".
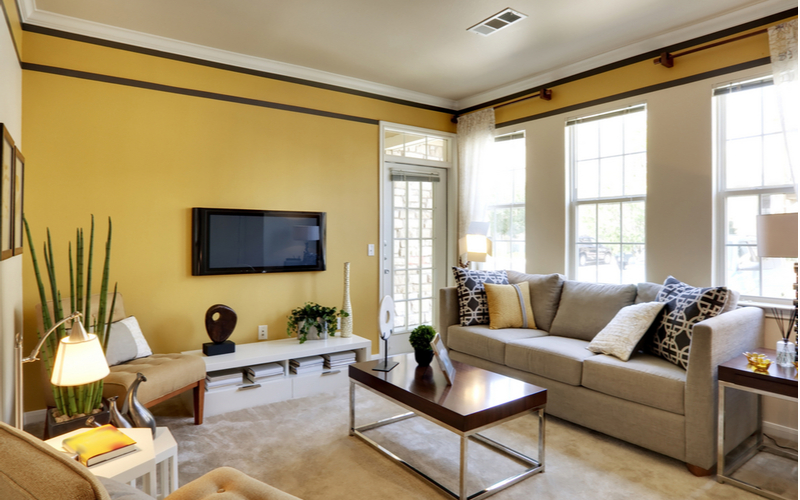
[{"xmin": 192, "ymin": 208, "xmax": 326, "ymax": 276}]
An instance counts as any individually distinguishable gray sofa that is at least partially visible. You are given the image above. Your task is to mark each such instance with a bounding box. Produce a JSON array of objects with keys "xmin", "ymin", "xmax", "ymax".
[{"xmin": 439, "ymin": 270, "xmax": 763, "ymax": 474}]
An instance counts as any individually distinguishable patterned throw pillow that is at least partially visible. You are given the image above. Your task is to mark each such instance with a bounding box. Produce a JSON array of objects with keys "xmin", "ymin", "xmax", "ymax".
[
  {"xmin": 649, "ymin": 276, "xmax": 729, "ymax": 370},
  {"xmin": 452, "ymin": 267, "xmax": 509, "ymax": 326}
]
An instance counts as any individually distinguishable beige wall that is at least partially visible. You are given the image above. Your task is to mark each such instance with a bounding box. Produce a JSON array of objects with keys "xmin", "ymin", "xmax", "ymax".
[
  {"xmin": 0, "ymin": 2, "xmax": 23, "ymax": 425},
  {"xmin": 500, "ymin": 64, "xmax": 797, "ymax": 432}
]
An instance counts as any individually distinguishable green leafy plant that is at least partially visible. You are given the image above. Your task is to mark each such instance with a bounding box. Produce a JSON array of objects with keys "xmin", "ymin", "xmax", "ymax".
[
  {"xmin": 287, "ymin": 302, "xmax": 349, "ymax": 344},
  {"xmin": 24, "ymin": 215, "xmax": 117, "ymax": 419},
  {"xmin": 409, "ymin": 324, "xmax": 437, "ymax": 352}
]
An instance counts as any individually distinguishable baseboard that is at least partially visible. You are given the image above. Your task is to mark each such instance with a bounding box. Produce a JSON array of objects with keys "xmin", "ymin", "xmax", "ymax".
[
  {"xmin": 23, "ymin": 409, "xmax": 47, "ymax": 426},
  {"xmin": 763, "ymin": 421, "xmax": 798, "ymax": 444}
]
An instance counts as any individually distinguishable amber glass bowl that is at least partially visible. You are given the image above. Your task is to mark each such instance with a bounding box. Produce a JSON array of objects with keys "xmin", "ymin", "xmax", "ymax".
[{"xmin": 743, "ymin": 352, "xmax": 771, "ymax": 371}]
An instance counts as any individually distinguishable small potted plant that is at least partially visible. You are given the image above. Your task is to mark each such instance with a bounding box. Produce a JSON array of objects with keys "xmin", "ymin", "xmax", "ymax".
[
  {"xmin": 287, "ymin": 302, "xmax": 349, "ymax": 344},
  {"xmin": 409, "ymin": 324, "xmax": 437, "ymax": 366}
]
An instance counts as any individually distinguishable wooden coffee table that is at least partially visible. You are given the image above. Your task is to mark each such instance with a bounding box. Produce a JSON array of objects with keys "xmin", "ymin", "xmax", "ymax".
[{"xmin": 349, "ymin": 353, "xmax": 547, "ymax": 500}]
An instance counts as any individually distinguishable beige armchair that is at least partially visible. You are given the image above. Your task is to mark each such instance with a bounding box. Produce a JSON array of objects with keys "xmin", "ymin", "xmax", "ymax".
[
  {"xmin": 0, "ymin": 421, "xmax": 301, "ymax": 500},
  {"xmin": 36, "ymin": 293, "xmax": 206, "ymax": 426}
]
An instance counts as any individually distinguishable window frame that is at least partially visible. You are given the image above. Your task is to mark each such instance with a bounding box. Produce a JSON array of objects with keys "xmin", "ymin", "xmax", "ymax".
[
  {"xmin": 713, "ymin": 76, "xmax": 796, "ymax": 303},
  {"xmin": 566, "ymin": 103, "xmax": 648, "ymax": 284}
]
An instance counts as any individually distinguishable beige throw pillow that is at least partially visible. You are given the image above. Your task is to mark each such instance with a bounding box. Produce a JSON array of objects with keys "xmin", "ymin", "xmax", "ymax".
[
  {"xmin": 485, "ymin": 282, "xmax": 537, "ymax": 330},
  {"xmin": 587, "ymin": 301, "xmax": 665, "ymax": 361}
]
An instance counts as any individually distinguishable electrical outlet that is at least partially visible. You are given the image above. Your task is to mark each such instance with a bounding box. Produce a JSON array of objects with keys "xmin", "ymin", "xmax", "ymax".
[
  {"xmin": 368, "ymin": 244, "xmax": 375, "ymax": 256},
  {"xmin": 258, "ymin": 325, "xmax": 268, "ymax": 340}
]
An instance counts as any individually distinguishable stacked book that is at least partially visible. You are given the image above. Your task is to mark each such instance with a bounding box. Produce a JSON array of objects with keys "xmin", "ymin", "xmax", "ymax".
[
  {"xmin": 323, "ymin": 351, "xmax": 356, "ymax": 369},
  {"xmin": 205, "ymin": 368, "xmax": 244, "ymax": 391},
  {"xmin": 246, "ymin": 362, "xmax": 284, "ymax": 383},
  {"xmin": 290, "ymin": 355, "xmax": 324, "ymax": 375}
]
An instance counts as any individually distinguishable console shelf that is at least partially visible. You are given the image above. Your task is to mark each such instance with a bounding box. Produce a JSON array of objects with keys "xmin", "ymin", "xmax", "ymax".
[{"xmin": 183, "ymin": 335, "xmax": 371, "ymax": 417}]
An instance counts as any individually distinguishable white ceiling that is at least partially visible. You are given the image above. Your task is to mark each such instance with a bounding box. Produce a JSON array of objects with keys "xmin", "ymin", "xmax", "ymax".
[{"xmin": 20, "ymin": 0, "xmax": 798, "ymax": 110}]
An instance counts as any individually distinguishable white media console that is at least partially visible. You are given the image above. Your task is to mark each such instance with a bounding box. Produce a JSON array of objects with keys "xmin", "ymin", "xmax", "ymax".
[{"xmin": 183, "ymin": 335, "xmax": 372, "ymax": 417}]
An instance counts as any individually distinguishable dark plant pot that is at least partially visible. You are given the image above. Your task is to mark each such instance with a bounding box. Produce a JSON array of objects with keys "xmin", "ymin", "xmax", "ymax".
[
  {"xmin": 45, "ymin": 402, "xmax": 111, "ymax": 439},
  {"xmin": 414, "ymin": 349, "xmax": 434, "ymax": 367}
]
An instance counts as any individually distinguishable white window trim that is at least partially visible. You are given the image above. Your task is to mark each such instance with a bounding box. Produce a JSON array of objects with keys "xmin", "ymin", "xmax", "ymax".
[{"xmin": 712, "ymin": 74, "xmax": 796, "ymax": 303}]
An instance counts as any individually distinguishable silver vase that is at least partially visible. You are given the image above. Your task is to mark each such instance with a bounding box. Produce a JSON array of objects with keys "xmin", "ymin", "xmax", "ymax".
[
  {"xmin": 106, "ymin": 396, "xmax": 132, "ymax": 428},
  {"xmin": 125, "ymin": 372, "xmax": 156, "ymax": 437}
]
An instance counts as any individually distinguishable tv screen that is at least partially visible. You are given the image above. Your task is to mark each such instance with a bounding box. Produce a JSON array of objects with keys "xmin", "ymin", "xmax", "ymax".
[{"xmin": 192, "ymin": 208, "xmax": 326, "ymax": 275}]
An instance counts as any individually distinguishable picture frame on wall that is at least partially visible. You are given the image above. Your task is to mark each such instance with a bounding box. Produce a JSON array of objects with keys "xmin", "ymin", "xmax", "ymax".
[
  {"xmin": 13, "ymin": 148, "xmax": 24, "ymax": 255},
  {"xmin": 0, "ymin": 124, "xmax": 15, "ymax": 261}
]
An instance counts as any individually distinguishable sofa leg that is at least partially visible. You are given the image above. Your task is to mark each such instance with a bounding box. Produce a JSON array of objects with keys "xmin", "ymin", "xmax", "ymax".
[
  {"xmin": 686, "ymin": 463, "xmax": 715, "ymax": 476},
  {"xmin": 193, "ymin": 381, "xmax": 204, "ymax": 425}
]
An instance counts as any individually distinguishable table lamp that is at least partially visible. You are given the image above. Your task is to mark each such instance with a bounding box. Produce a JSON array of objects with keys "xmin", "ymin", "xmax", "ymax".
[
  {"xmin": 465, "ymin": 221, "xmax": 493, "ymax": 265},
  {"xmin": 14, "ymin": 311, "xmax": 110, "ymax": 429}
]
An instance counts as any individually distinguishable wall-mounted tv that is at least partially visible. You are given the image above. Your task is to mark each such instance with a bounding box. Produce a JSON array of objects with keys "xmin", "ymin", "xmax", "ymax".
[{"xmin": 192, "ymin": 207, "xmax": 326, "ymax": 276}]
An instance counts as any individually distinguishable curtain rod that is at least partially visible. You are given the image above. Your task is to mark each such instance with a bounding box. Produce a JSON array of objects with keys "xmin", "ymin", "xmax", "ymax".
[
  {"xmin": 450, "ymin": 88, "xmax": 552, "ymax": 123},
  {"xmin": 654, "ymin": 28, "xmax": 768, "ymax": 67}
]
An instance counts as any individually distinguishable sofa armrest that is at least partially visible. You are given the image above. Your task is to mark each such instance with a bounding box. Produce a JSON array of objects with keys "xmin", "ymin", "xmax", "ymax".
[
  {"xmin": 438, "ymin": 287, "xmax": 459, "ymax": 347},
  {"xmin": 166, "ymin": 467, "xmax": 301, "ymax": 500},
  {"xmin": 684, "ymin": 306, "xmax": 763, "ymax": 469}
]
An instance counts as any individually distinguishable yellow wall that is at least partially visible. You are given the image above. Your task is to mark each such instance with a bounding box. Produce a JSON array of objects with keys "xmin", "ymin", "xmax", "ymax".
[{"xmin": 20, "ymin": 31, "xmax": 455, "ymax": 411}]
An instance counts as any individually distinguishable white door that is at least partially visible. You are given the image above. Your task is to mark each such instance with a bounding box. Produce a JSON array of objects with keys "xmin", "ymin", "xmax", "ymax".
[{"xmin": 383, "ymin": 164, "xmax": 448, "ymax": 355}]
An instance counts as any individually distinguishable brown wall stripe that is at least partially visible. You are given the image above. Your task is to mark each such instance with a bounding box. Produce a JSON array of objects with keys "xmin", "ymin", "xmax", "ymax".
[
  {"xmin": 21, "ymin": 62, "xmax": 381, "ymax": 126},
  {"xmin": 461, "ymin": 8, "xmax": 796, "ymax": 116},
  {"xmin": 495, "ymin": 57, "xmax": 771, "ymax": 129},
  {"xmin": 21, "ymin": 23, "xmax": 457, "ymax": 115}
]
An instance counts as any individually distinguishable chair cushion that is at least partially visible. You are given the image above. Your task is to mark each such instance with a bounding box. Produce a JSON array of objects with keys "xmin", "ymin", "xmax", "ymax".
[
  {"xmin": 103, "ymin": 353, "xmax": 206, "ymax": 405},
  {"xmin": 485, "ymin": 282, "xmax": 537, "ymax": 329},
  {"xmin": 105, "ymin": 317, "xmax": 153, "ymax": 366},
  {"xmin": 0, "ymin": 421, "xmax": 110, "ymax": 500},
  {"xmin": 549, "ymin": 281, "xmax": 637, "ymax": 341},
  {"xmin": 505, "ymin": 336, "xmax": 597, "ymax": 386},
  {"xmin": 649, "ymin": 276, "xmax": 729, "ymax": 370},
  {"xmin": 447, "ymin": 325, "xmax": 546, "ymax": 364},
  {"xmin": 582, "ymin": 353, "xmax": 686, "ymax": 415},
  {"xmin": 452, "ymin": 267, "xmax": 509, "ymax": 326},
  {"xmin": 506, "ymin": 271, "xmax": 565, "ymax": 332},
  {"xmin": 166, "ymin": 467, "xmax": 302, "ymax": 500}
]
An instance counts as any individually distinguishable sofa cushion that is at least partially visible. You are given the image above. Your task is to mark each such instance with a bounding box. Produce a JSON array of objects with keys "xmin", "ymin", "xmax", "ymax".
[
  {"xmin": 635, "ymin": 282, "xmax": 663, "ymax": 304},
  {"xmin": 506, "ymin": 271, "xmax": 564, "ymax": 332},
  {"xmin": 103, "ymin": 353, "xmax": 206, "ymax": 406},
  {"xmin": 452, "ymin": 267, "xmax": 509, "ymax": 326},
  {"xmin": 649, "ymin": 276, "xmax": 729, "ymax": 370},
  {"xmin": 485, "ymin": 282, "xmax": 536, "ymax": 329},
  {"xmin": 582, "ymin": 353, "xmax": 686, "ymax": 415},
  {"xmin": 587, "ymin": 301, "xmax": 666, "ymax": 361},
  {"xmin": 505, "ymin": 336, "xmax": 597, "ymax": 386},
  {"xmin": 448, "ymin": 325, "xmax": 546, "ymax": 364},
  {"xmin": 549, "ymin": 281, "xmax": 637, "ymax": 341}
]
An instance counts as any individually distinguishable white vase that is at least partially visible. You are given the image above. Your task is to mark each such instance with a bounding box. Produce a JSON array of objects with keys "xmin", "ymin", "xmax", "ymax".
[
  {"xmin": 300, "ymin": 320, "xmax": 327, "ymax": 341},
  {"xmin": 776, "ymin": 340, "xmax": 795, "ymax": 367},
  {"xmin": 342, "ymin": 262, "xmax": 353, "ymax": 338}
]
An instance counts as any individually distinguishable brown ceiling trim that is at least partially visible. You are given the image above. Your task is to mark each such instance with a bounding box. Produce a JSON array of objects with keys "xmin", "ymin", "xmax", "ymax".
[
  {"xmin": 21, "ymin": 24, "xmax": 457, "ymax": 115},
  {"xmin": 460, "ymin": 8, "xmax": 796, "ymax": 116},
  {"xmin": 21, "ymin": 62, "xmax": 381, "ymax": 126},
  {"xmin": 0, "ymin": 0, "xmax": 21, "ymax": 63},
  {"xmin": 496, "ymin": 57, "xmax": 771, "ymax": 129}
]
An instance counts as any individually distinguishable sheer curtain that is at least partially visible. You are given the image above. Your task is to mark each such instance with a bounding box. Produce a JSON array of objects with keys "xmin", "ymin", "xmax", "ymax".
[
  {"xmin": 768, "ymin": 19, "xmax": 798, "ymax": 190},
  {"xmin": 456, "ymin": 108, "xmax": 495, "ymax": 261}
]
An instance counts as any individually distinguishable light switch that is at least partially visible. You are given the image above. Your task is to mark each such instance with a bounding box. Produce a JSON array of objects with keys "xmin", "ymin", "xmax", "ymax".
[{"xmin": 368, "ymin": 244, "xmax": 375, "ymax": 256}]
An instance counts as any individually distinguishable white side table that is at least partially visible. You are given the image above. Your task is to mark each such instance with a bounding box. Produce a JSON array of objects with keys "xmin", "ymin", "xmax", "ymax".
[
  {"xmin": 45, "ymin": 427, "xmax": 156, "ymax": 496},
  {"xmin": 154, "ymin": 427, "xmax": 178, "ymax": 499}
]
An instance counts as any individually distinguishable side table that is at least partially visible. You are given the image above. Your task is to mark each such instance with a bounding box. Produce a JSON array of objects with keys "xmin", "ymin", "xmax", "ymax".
[
  {"xmin": 154, "ymin": 427, "xmax": 179, "ymax": 500},
  {"xmin": 717, "ymin": 348, "xmax": 798, "ymax": 500},
  {"xmin": 45, "ymin": 427, "xmax": 156, "ymax": 496}
]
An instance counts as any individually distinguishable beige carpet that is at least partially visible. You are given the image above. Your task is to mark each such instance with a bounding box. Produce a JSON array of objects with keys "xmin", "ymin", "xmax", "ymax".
[{"xmin": 146, "ymin": 386, "xmax": 797, "ymax": 500}]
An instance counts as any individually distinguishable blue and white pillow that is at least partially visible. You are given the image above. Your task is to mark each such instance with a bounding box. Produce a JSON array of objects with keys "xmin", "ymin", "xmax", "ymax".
[{"xmin": 452, "ymin": 267, "xmax": 509, "ymax": 327}]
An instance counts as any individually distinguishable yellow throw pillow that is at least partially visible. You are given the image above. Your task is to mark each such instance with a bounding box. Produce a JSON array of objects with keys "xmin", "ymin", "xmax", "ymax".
[{"xmin": 485, "ymin": 282, "xmax": 537, "ymax": 330}]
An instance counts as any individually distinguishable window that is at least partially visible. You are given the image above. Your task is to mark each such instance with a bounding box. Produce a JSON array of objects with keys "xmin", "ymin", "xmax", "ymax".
[
  {"xmin": 567, "ymin": 105, "xmax": 647, "ymax": 284},
  {"xmin": 484, "ymin": 132, "xmax": 526, "ymax": 272},
  {"xmin": 384, "ymin": 130, "xmax": 447, "ymax": 162},
  {"xmin": 715, "ymin": 77, "xmax": 797, "ymax": 300}
]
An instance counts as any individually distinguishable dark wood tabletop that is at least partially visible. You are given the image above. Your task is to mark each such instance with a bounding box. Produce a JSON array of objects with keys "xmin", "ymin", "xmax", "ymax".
[
  {"xmin": 718, "ymin": 348, "xmax": 798, "ymax": 399},
  {"xmin": 349, "ymin": 352, "xmax": 547, "ymax": 432}
]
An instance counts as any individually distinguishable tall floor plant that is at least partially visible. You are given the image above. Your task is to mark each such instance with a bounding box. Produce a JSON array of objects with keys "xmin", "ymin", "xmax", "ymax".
[{"xmin": 24, "ymin": 215, "xmax": 117, "ymax": 417}]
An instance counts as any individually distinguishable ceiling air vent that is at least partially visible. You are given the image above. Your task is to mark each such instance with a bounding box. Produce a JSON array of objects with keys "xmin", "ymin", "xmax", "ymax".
[{"xmin": 468, "ymin": 8, "xmax": 527, "ymax": 36}]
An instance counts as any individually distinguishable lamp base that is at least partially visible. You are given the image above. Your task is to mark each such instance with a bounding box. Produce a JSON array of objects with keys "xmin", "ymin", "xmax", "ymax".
[
  {"xmin": 372, "ymin": 359, "xmax": 399, "ymax": 372},
  {"xmin": 203, "ymin": 341, "xmax": 235, "ymax": 356}
]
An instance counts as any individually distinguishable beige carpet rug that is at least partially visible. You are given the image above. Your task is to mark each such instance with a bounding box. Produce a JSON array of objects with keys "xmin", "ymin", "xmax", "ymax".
[{"xmin": 147, "ymin": 386, "xmax": 797, "ymax": 500}]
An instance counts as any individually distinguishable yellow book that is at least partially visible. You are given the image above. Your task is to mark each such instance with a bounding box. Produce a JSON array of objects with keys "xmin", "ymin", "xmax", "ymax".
[{"xmin": 62, "ymin": 424, "xmax": 137, "ymax": 466}]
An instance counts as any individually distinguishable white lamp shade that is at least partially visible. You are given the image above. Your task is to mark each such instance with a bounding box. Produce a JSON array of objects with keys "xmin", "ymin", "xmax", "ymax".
[
  {"xmin": 757, "ymin": 213, "xmax": 798, "ymax": 258},
  {"xmin": 50, "ymin": 321, "xmax": 110, "ymax": 386}
]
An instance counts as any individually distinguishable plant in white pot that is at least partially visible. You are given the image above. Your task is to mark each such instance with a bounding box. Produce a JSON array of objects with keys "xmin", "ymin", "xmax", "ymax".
[{"xmin": 287, "ymin": 302, "xmax": 348, "ymax": 344}]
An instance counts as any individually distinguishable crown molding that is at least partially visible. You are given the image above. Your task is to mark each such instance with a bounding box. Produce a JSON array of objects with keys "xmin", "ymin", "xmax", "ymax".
[
  {"xmin": 455, "ymin": 0, "xmax": 797, "ymax": 110},
  {"xmin": 19, "ymin": 1, "xmax": 458, "ymax": 111}
]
